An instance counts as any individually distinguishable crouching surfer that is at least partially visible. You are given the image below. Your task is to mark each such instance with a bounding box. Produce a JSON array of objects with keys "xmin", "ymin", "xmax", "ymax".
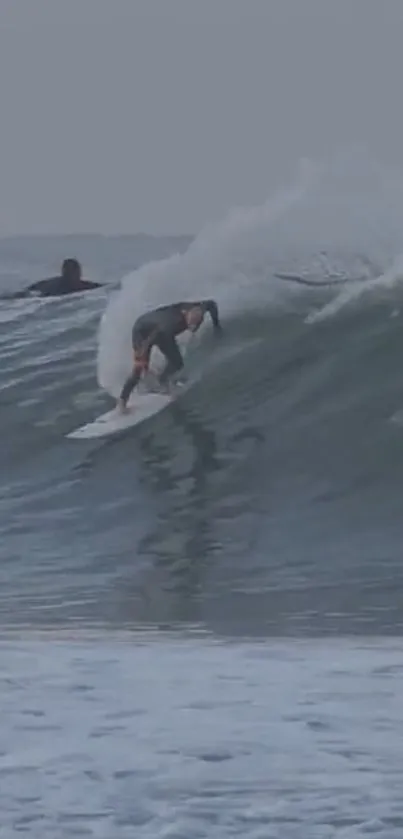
[{"xmin": 116, "ymin": 299, "xmax": 222, "ymax": 413}]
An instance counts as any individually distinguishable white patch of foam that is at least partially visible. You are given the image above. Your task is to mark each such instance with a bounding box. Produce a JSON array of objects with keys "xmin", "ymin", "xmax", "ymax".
[
  {"xmin": 306, "ymin": 252, "xmax": 403, "ymax": 324},
  {"xmin": 0, "ymin": 633, "xmax": 402, "ymax": 838}
]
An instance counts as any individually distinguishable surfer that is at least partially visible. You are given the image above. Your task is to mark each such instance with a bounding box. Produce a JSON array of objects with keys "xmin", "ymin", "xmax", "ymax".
[
  {"xmin": 8, "ymin": 258, "xmax": 102, "ymax": 298},
  {"xmin": 116, "ymin": 299, "xmax": 222, "ymax": 413}
]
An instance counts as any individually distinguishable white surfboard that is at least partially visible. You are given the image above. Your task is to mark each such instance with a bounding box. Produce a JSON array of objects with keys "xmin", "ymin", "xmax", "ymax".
[{"xmin": 66, "ymin": 381, "xmax": 189, "ymax": 441}]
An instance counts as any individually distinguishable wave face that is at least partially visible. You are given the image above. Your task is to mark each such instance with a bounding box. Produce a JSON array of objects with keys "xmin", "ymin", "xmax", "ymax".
[{"xmin": 1, "ymin": 151, "xmax": 403, "ymax": 634}]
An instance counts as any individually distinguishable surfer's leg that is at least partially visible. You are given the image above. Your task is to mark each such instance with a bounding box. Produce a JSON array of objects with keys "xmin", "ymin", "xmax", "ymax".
[
  {"xmin": 156, "ymin": 335, "xmax": 184, "ymax": 386},
  {"xmin": 117, "ymin": 326, "xmax": 152, "ymax": 410},
  {"xmin": 118, "ymin": 363, "xmax": 143, "ymax": 408}
]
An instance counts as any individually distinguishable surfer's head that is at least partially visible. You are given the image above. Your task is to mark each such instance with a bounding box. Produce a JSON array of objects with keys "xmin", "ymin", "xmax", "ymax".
[
  {"xmin": 184, "ymin": 305, "xmax": 204, "ymax": 332},
  {"xmin": 61, "ymin": 258, "xmax": 82, "ymax": 287}
]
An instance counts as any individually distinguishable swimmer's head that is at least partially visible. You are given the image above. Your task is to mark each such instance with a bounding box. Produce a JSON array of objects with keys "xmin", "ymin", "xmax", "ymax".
[{"xmin": 62, "ymin": 258, "xmax": 82, "ymax": 285}]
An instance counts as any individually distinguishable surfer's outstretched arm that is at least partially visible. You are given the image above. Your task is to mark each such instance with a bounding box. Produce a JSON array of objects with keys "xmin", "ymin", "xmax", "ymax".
[
  {"xmin": 1, "ymin": 289, "xmax": 36, "ymax": 300},
  {"xmin": 201, "ymin": 299, "xmax": 222, "ymax": 331},
  {"xmin": 78, "ymin": 280, "xmax": 102, "ymax": 290}
]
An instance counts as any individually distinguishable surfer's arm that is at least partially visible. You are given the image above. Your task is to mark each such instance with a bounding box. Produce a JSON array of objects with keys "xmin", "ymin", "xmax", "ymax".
[
  {"xmin": 78, "ymin": 280, "xmax": 102, "ymax": 290},
  {"xmin": 2, "ymin": 289, "xmax": 37, "ymax": 300},
  {"xmin": 202, "ymin": 299, "xmax": 222, "ymax": 331},
  {"xmin": 26, "ymin": 277, "xmax": 60, "ymax": 297}
]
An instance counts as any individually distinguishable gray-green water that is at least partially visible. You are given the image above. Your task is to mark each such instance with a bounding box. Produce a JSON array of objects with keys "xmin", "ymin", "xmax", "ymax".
[{"xmin": 1, "ymin": 233, "xmax": 403, "ymax": 634}]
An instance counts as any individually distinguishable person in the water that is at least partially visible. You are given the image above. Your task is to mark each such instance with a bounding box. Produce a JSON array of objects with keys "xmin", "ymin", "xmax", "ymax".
[
  {"xmin": 11, "ymin": 258, "xmax": 102, "ymax": 298},
  {"xmin": 117, "ymin": 299, "xmax": 222, "ymax": 413}
]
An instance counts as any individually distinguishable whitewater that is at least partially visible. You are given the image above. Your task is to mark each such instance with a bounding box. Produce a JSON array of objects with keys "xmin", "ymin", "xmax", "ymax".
[{"xmin": 97, "ymin": 148, "xmax": 403, "ymax": 398}]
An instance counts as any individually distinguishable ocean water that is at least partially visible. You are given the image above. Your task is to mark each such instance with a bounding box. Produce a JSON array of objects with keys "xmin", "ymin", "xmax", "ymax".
[
  {"xmin": 1, "ymin": 633, "xmax": 403, "ymax": 838},
  {"xmin": 1, "ymin": 149, "xmax": 403, "ymax": 835}
]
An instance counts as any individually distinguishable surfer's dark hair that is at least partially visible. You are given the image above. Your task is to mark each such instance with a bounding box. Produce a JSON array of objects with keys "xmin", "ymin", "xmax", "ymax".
[{"xmin": 62, "ymin": 258, "xmax": 81, "ymax": 277}]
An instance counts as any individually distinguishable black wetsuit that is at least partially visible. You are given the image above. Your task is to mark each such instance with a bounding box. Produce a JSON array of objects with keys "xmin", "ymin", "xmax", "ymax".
[
  {"xmin": 5, "ymin": 277, "xmax": 102, "ymax": 300},
  {"xmin": 25, "ymin": 276, "xmax": 102, "ymax": 297},
  {"xmin": 120, "ymin": 299, "xmax": 221, "ymax": 405}
]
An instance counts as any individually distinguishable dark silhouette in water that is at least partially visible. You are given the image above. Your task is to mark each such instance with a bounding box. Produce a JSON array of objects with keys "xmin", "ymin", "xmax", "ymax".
[{"xmin": 5, "ymin": 258, "xmax": 102, "ymax": 299}]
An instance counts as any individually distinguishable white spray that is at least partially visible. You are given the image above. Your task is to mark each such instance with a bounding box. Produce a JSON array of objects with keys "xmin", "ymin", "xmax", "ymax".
[{"xmin": 97, "ymin": 149, "xmax": 403, "ymax": 398}]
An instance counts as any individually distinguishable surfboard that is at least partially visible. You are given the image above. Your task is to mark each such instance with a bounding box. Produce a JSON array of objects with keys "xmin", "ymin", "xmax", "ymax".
[{"xmin": 66, "ymin": 380, "xmax": 190, "ymax": 440}]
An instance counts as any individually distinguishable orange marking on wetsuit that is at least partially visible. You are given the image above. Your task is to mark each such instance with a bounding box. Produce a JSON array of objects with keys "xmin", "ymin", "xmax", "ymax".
[{"xmin": 134, "ymin": 356, "xmax": 149, "ymax": 370}]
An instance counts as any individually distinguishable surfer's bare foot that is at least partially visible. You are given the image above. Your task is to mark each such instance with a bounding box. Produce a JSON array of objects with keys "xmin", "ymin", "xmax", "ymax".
[{"xmin": 116, "ymin": 398, "xmax": 129, "ymax": 414}]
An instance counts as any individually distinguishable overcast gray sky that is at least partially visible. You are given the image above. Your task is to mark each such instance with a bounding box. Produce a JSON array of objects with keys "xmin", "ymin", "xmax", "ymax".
[{"xmin": 0, "ymin": 0, "xmax": 402, "ymax": 236}]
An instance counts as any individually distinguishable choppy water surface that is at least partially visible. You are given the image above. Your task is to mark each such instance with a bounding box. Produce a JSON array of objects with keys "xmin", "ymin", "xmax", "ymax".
[{"xmin": 1, "ymin": 633, "xmax": 403, "ymax": 838}]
